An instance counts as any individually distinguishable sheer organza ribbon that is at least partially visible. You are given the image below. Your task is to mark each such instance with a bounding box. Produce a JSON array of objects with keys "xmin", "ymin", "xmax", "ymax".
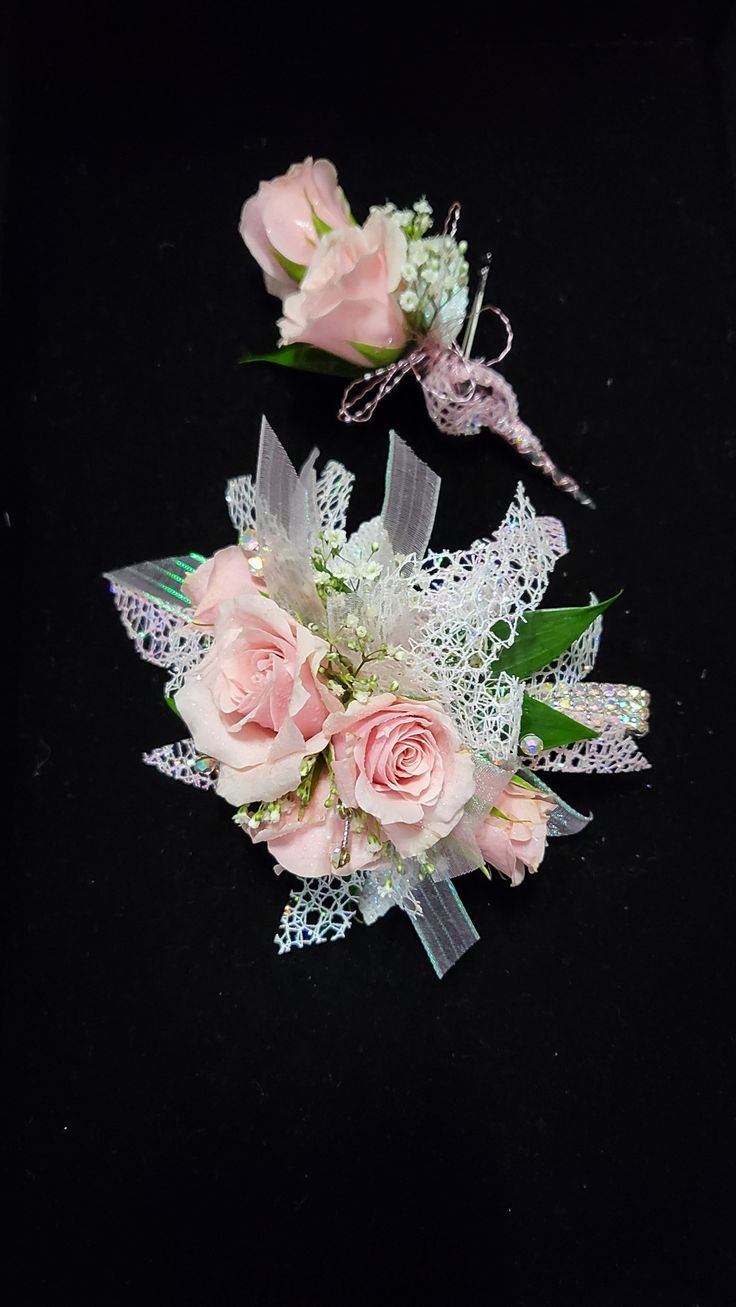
[{"xmin": 255, "ymin": 420, "xmax": 481, "ymax": 973}]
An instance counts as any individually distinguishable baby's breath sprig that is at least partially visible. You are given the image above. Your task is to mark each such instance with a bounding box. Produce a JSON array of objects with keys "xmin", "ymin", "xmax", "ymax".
[
  {"xmin": 233, "ymin": 794, "xmax": 294, "ymax": 832},
  {"xmin": 370, "ymin": 197, "xmax": 469, "ymax": 332},
  {"xmin": 311, "ymin": 530, "xmax": 383, "ymax": 603},
  {"xmin": 233, "ymin": 755, "xmax": 324, "ymax": 833},
  {"xmin": 295, "ymin": 753, "xmax": 322, "ymax": 814},
  {"xmin": 370, "ymin": 197, "xmax": 434, "ymax": 241}
]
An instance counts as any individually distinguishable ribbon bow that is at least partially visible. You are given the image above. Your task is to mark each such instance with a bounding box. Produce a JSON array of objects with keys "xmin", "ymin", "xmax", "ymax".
[{"xmin": 339, "ymin": 222, "xmax": 595, "ymax": 508}]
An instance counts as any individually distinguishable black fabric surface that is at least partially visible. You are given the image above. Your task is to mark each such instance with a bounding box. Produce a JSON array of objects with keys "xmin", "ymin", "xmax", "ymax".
[{"xmin": 4, "ymin": 7, "xmax": 736, "ymax": 1304}]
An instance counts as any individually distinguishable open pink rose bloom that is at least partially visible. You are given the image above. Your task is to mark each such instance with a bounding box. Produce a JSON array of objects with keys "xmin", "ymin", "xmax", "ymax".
[
  {"xmin": 278, "ymin": 213, "xmax": 409, "ymax": 365},
  {"xmin": 106, "ymin": 420, "xmax": 651, "ymax": 976}
]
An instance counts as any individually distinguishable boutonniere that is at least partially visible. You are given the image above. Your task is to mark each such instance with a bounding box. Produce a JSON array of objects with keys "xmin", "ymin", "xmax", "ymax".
[{"xmin": 239, "ymin": 158, "xmax": 594, "ymax": 507}]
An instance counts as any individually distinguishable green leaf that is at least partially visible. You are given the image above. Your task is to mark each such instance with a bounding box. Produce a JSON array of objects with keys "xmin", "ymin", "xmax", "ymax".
[
  {"xmin": 164, "ymin": 693, "xmax": 183, "ymax": 720},
  {"xmin": 520, "ymin": 693, "xmax": 599, "ymax": 751},
  {"xmin": 492, "ymin": 593, "xmax": 621, "ymax": 680},
  {"xmin": 510, "ymin": 772, "xmax": 545, "ymax": 793},
  {"xmin": 311, "ymin": 208, "xmax": 332, "ymax": 237},
  {"xmin": 239, "ymin": 344, "xmax": 365, "ymax": 378},
  {"xmin": 271, "ymin": 248, "xmax": 308, "ymax": 283},
  {"xmin": 349, "ymin": 341, "xmax": 407, "ymax": 368}
]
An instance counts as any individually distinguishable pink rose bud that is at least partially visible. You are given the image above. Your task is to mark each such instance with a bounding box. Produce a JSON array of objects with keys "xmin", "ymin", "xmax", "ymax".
[
  {"xmin": 476, "ymin": 781, "xmax": 555, "ymax": 886},
  {"xmin": 182, "ymin": 545, "xmax": 265, "ymax": 627},
  {"xmin": 239, "ymin": 157, "xmax": 352, "ymax": 297},
  {"xmin": 277, "ymin": 212, "xmax": 410, "ymax": 365}
]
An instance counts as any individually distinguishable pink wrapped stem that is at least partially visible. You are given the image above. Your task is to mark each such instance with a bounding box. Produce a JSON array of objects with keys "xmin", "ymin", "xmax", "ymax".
[
  {"xmin": 339, "ymin": 338, "xmax": 595, "ymax": 508},
  {"xmin": 421, "ymin": 348, "xmax": 595, "ymax": 508}
]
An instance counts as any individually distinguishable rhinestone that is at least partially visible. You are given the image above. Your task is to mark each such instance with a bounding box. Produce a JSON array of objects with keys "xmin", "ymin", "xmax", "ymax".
[{"xmin": 519, "ymin": 733, "xmax": 544, "ymax": 757}]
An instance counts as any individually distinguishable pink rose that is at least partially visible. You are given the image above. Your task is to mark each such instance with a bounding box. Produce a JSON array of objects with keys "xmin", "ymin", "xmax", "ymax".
[
  {"xmin": 182, "ymin": 545, "xmax": 264, "ymax": 627},
  {"xmin": 248, "ymin": 770, "xmax": 381, "ymax": 879},
  {"xmin": 278, "ymin": 212, "xmax": 409, "ymax": 365},
  {"xmin": 476, "ymin": 781, "xmax": 555, "ymax": 886},
  {"xmin": 325, "ymin": 694, "xmax": 475, "ymax": 858},
  {"xmin": 239, "ymin": 157, "xmax": 352, "ymax": 297},
  {"xmin": 175, "ymin": 594, "xmax": 337, "ymax": 806}
]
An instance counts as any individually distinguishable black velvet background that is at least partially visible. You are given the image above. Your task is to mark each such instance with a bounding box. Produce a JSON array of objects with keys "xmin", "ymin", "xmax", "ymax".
[{"xmin": 4, "ymin": 5, "xmax": 736, "ymax": 1304}]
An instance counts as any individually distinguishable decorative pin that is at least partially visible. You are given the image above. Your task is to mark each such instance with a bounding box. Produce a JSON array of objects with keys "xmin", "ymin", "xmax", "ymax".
[{"xmin": 330, "ymin": 814, "xmax": 352, "ymax": 870}]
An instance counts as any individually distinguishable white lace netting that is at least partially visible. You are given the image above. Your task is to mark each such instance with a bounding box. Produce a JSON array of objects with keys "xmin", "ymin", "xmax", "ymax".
[
  {"xmin": 398, "ymin": 484, "xmax": 566, "ymax": 756},
  {"xmin": 529, "ymin": 727, "xmax": 651, "ymax": 774},
  {"xmin": 143, "ymin": 738, "xmax": 218, "ymax": 789},
  {"xmin": 225, "ymin": 473, "xmax": 257, "ymax": 537},
  {"xmin": 316, "ymin": 459, "xmax": 355, "ymax": 533},
  {"xmin": 108, "ymin": 587, "xmax": 187, "ymax": 667},
  {"xmin": 274, "ymin": 873, "xmax": 366, "ymax": 952},
  {"xmin": 163, "ymin": 629, "xmax": 212, "ymax": 696}
]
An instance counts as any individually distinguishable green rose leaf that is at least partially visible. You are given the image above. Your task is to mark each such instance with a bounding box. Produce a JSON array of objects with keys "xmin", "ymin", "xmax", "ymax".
[
  {"xmin": 520, "ymin": 693, "xmax": 599, "ymax": 752},
  {"xmin": 492, "ymin": 593, "xmax": 621, "ymax": 680},
  {"xmin": 350, "ymin": 341, "xmax": 407, "ymax": 368},
  {"xmin": 272, "ymin": 248, "xmax": 308, "ymax": 283},
  {"xmin": 239, "ymin": 344, "xmax": 365, "ymax": 378}
]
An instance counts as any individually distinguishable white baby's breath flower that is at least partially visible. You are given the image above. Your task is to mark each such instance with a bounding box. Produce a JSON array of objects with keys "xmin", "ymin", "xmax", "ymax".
[
  {"xmin": 321, "ymin": 527, "xmax": 347, "ymax": 550},
  {"xmin": 399, "ymin": 289, "xmax": 419, "ymax": 313},
  {"xmin": 408, "ymin": 240, "xmax": 428, "ymax": 268}
]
